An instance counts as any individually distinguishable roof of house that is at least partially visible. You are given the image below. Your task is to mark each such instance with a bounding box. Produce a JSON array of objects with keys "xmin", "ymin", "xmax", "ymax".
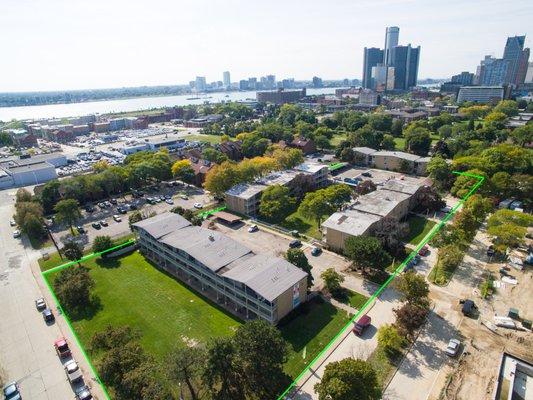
[
  {"xmin": 221, "ymin": 253, "xmax": 307, "ymax": 302},
  {"xmin": 291, "ymin": 137, "xmax": 314, "ymax": 147},
  {"xmin": 225, "ymin": 182, "xmax": 267, "ymax": 199},
  {"xmin": 380, "ymin": 178, "xmax": 424, "ymax": 195},
  {"xmin": 322, "ymin": 209, "xmax": 382, "ymax": 237},
  {"xmin": 133, "ymin": 212, "xmax": 192, "ymax": 239}
]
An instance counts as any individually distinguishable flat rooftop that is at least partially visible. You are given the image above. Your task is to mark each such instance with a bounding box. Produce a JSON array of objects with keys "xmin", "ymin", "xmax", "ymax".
[
  {"xmin": 350, "ymin": 189, "xmax": 411, "ymax": 217},
  {"xmin": 322, "ymin": 209, "xmax": 381, "ymax": 236},
  {"xmin": 496, "ymin": 353, "xmax": 533, "ymax": 400},
  {"xmin": 7, "ymin": 161, "xmax": 55, "ymax": 173},
  {"xmin": 226, "ymin": 182, "xmax": 267, "ymax": 199},
  {"xmin": 371, "ymin": 150, "xmax": 421, "ymax": 162},
  {"xmin": 294, "ymin": 162, "xmax": 327, "ymax": 174},
  {"xmin": 380, "ymin": 178, "xmax": 425, "ymax": 195},
  {"xmin": 353, "ymin": 146, "xmax": 377, "ymax": 155}
]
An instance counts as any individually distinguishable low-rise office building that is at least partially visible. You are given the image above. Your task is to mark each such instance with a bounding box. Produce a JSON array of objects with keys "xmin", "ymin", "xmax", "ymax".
[
  {"xmin": 457, "ymin": 86, "xmax": 504, "ymax": 103},
  {"xmin": 134, "ymin": 213, "xmax": 308, "ymax": 324},
  {"xmin": 0, "ymin": 154, "xmax": 64, "ymax": 188},
  {"xmin": 257, "ymin": 88, "xmax": 307, "ymax": 105}
]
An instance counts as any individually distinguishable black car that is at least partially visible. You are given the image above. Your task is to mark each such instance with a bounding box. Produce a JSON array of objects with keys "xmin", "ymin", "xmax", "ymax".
[
  {"xmin": 129, "ymin": 203, "xmax": 138, "ymax": 210},
  {"xmin": 42, "ymin": 308, "xmax": 55, "ymax": 323},
  {"xmin": 75, "ymin": 385, "xmax": 93, "ymax": 400},
  {"xmin": 109, "ymin": 198, "xmax": 118, "ymax": 205},
  {"xmin": 117, "ymin": 207, "xmax": 127, "ymax": 214},
  {"xmin": 76, "ymin": 225, "xmax": 85, "ymax": 234},
  {"xmin": 289, "ymin": 240, "xmax": 302, "ymax": 248},
  {"xmin": 91, "ymin": 222, "xmax": 101, "ymax": 229},
  {"xmin": 85, "ymin": 205, "xmax": 95, "ymax": 213}
]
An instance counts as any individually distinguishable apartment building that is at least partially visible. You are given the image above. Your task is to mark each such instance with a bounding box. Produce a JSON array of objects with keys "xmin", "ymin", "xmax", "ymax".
[
  {"xmin": 225, "ymin": 163, "xmax": 329, "ymax": 215},
  {"xmin": 322, "ymin": 178, "xmax": 425, "ymax": 251},
  {"xmin": 351, "ymin": 148, "xmax": 430, "ymax": 176},
  {"xmin": 134, "ymin": 213, "xmax": 308, "ymax": 324}
]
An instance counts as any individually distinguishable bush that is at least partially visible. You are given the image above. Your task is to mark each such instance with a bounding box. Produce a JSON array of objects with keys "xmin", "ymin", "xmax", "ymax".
[
  {"xmin": 93, "ymin": 236, "xmax": 113, "ymax": 253},
  {"xmin": 377, "ymin": 324, "xmax": 405, "ymax": 358}
]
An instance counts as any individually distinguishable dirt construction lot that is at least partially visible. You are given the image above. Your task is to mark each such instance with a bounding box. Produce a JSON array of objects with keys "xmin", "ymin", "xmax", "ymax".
[{"xmin": 434, "ymin": 257, "xmax": 533, "ymax": 400}]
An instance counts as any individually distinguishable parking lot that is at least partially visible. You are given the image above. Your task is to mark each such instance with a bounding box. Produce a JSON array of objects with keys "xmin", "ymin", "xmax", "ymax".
[{"xmin": 48, "ymin": 183, "xmax": 214, "ymax": 247}]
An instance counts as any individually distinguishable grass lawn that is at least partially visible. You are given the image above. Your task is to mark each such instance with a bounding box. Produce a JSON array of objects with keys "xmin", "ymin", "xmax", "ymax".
[
  {"xmin": 46, "ymin": 251, "xmax": 241, "ymax": 360},
  {"xmin": 404, "ymin": 215, "xmax": 436, "ymax": 245},
  {"xmin": 332, "ymin": 288, "xmax": 369, "ymax": 310},
  {"xmin": 280, "ymin": 298, "xmax": 351, "ymax": 378},
  {"xmin": 330, "ymin": 133, "xmax": 348, "ymax": 147},
  {"xmin": 184, "ymin": 134, "xmax": 221, "ymax": 144},
  {"xmin": 367, "ymin": 347, "xmax": 403, "ymax": 388},
  {"xmin": 394, "ymin": 137, "xmax": 406, "ymax": 150},
  {"xmin": 280, "ymin": 209, "xmax": 321, "ymax": 239},
  {"xmin": 29, "ymin": 236, "xmax": 52, "ymax": 250}
]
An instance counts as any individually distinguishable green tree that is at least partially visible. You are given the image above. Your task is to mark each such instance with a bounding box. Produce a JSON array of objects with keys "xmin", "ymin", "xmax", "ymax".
[
  {"xmin": 233, "ymin": 320, "xmax": 288, "ymax": 399},
  {"xmin": 368, "ymin": 113, "xmax": 393, "ymax": 131},
  {"xmin": 93, "ymin": 235, "xmax": 113, "ymax": 253},
  {"xmin": 314, "ymin": 358, "xmax": 381, "ymax": 400},
  {"xmin": 396, "ymin": 271, "xmax": 429, "ymax": 307},
  {"xmin": 286, "ymin": 248, "xmax": 313, "ymax": 288},
  {"xmin": 344, "ymin": 236, "xmax": 392, "ymax": 272},
  {"xmin": 202, "ymin": 147, "xmax": 228, "ymax": 164},
  {"xmin": 404, "ymin": 127, "xmax": 432, "ymax": 156},
  {"xmin": 63, "ymin": 241, "xmax": 83, "ymax": 263},
  {"xmin": 377, "ymin": 324, "xmax": 404, "ymax": 357},
  {"xmin": 128, "ymin": 211, "xmax": 143, "ymax": 231},
  {"xmin": 54, "ymin": 199, "xmax": 82, "ymax": 234},
  {"xmin": 381, "ymin": 134, "xmax": 396, "ymax": 150},
  {"xmin": 167, "ymin": 346, "xmax": 206, "ymax": 400},
  {"xmin": 321, "ymin": 268, "xmax": 344, "ymax": 294},
  {"xmin": 493, "ymin": 100, "xmax": 519, "ymax": 117},
  {"xmin": 203, "ymin": 338, "xmax": 245, "ymax": 400},
  {"xmin": 427, "ymin": 156, "xmax": 453, "ymax": 190},
  {"xmin": 350, "ymin": 125, "xmax": 384, "ymax": 149},
  {"xmin": 298, "ymin": 191, "xmax": 334, "ymax": 229},
  {"xmin": 509, "ymin": 125, "xmax": 533, "ymax": 147},
  {"xmin": 53, "ymin": 265, "xmax": 94, "ymax": 313},
  {"xmin": 391, "ymin": 119, "xmax": 403, "ymax": 137},
  {"xmin": 259, "ymin": 185, "xmax": 296, "ymax": 223}
]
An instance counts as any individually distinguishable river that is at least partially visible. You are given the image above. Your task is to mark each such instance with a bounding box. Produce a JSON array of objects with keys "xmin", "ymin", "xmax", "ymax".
[{"xmin": 0, "ymin": 88, "xmax": 342, "ymax": 121}]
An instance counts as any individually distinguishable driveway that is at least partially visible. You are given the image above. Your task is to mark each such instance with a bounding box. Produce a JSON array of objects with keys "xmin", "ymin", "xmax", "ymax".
[{"xmin": 0, "ymin": 188, "xmax": 103, "ymax": 399}]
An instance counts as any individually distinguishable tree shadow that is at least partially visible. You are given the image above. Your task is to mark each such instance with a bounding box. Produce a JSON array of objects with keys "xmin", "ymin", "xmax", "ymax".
[
  {"xmin": 282, "ymin": 215, "xmax": 312, "ymax": 234},
  {"xmin": 67, "ymin": 296, "xmax": 103, "ymax": 322},
  {"xmin": 95, "ymin": 257, "xmax": 122, "ymax": 269}
]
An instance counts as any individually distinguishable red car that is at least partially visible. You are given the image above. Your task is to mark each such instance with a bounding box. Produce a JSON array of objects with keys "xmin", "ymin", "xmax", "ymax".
[
  {"xmin": 418, "ymin": 245, "xmax": 429, "ymax": 256},
  {"xmin": 353, "ymin": 315, "xmax": 371, "ymax": 336},
  {"xmin": 54, "ymin": 338, "xmax": 71, "ymax": 358}
]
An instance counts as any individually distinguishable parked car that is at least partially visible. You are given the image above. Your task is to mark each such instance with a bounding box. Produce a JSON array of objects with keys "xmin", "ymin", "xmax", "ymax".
[
  {"xmin": 109, "ymin": 198, "xmax": 117, "ymax": 205},
  {"xmin": 75, "ymin": 385, "xmax": 93, "ymax": 400},
  {"xmin": 289, "ymin": 240, "xmax": 301, "ymax": 248},
  {"xmin": 164, "ymin": 195, "xmax": 172, "ymax": 200},
  {"xmin": 54, "ymin": 338, "xmax": 71, "ymax": 358},
  {"xmin": 76, "ymin": 226, "xmax": 85, "ymax": 234},
  {"xmin": 353, "ymin": 315, "xmax": 372, "ymax": 336},
  {"xmin": 35, "ymin": 297, "xmax": 46, "ymax": 311},
  {"xmin": 165, "ymin": 198, "xmax": 174, "ymax": 205},
  {"xmin": 445, "ymin": 339, "xmax": 461, "ymax": 356},
  {"xmin": 98, "ymin": 202, "xmax": 106, "ymax": 209},
  {"xmin": 193, "ymin": 203, "xmax": 203, "ymax": 209},
  {"xmin": 84, "ymin": 205, "xmax": 95, "ymax": 213},
  {"xmin": 180, "ymin": 194, "xmax": 189, "ymax": 200},
  {"xmin": 460, "ymin": 299, "xmax": 477, "ymax": 316},
  {"xmin": 91, "ymin": 222, "xmax": 101, "ymax": 229},
  {"xmin": 418, "ymin": 245, "xmax": 429, "ymax": 256},
  {"xmin": 2, "ymin": 381, "xmax": 21, "ymax": 400},
  {"xmin": 12, "ymin": 230, "xmax": 21, "ymax": 238},
  {"xmin": 311, "ymin": 246, "xmax": 322, "ymax": 256},
  {"xmin": 64, "ymin": 360, "xmax": 83, "ymax": 384},
  {"xmin": 487, "ymin": 245, "xmax": 496, "ymax": 257},
  {"xmin": 129, "ymin": 203, "xmax": 138, "ymax": 210},
  {"xmin": 9, "ymin": 219, "xmax": 16, "ymax": 227},
  {"xmin": 103, "ymin": 201, "xmax": 112, "ymax": 207},
  {"xmin": 361, "ymin": 171, "xmax": 371, "ymax": 177},
  {"xmin": 248, "ymin": 224, "xmax": 258, "ymax": 233},
  {"xmin": 42, "ymin": 308, "xmax": 55, "ymax": 323},
  {"xmin": 117, "ymin": 206, "xmax": 127, "ymax": 214},
  {"xmin": 100, "ymin": 220, "xmax": 108, "ymax": 227}
]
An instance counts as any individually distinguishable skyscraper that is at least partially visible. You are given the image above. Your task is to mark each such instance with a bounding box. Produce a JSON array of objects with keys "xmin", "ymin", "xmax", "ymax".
[
  {"xmin": 223, "ymin": 71, "xmax": 231, "ymax": 89},
  {"xmin": 384, "ymin": 26, "xmax": 399, "ymax": 66},
  {"xmin": 363, "ymin": 47, "xmax": 384, "ymax": 89},
  {"xmin": 362, "ymin": 27, "xmax": 419, "ymax": 91},
  {"xmin": 195, "ymin": 76, "xmax": 207, "ymax": 92},
  {"xmin": 503, "ymin": 35, "xmax": 528, "ymax": 85}
]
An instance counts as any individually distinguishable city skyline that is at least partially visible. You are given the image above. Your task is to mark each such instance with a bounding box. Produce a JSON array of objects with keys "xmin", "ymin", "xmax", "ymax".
[{"xmin": 0, "ymin": 0, "xmax": 532, "ymax": 92}]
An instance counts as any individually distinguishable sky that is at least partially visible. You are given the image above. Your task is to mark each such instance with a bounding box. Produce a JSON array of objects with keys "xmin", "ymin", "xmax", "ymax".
[{"xmin": 1, "ymin": 0, "xmax": 532, "ymax": 92}]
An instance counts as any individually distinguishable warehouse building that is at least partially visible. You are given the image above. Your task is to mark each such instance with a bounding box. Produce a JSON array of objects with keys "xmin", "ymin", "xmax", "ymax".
[
  {"xmin": 0, "ymin": 153, "xmax": 67, "ymax": 189},
  {"xmin": 134, "ymin": 213, "xmax": 308, "ymax": 324}
]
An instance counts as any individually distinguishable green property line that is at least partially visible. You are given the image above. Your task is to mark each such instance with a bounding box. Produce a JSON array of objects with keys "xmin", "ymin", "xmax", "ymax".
[
  {"xmin": 39, "ymin": 172, "xmax": 484, "ymax": 400},
  {"xmin": 198, "ymin": 205, "xmax": 226, "ymax": 219},
  {"xmin": 40, "ymin": 239, "xmax": 137, "ymax": 399},
  {"xmin": 277, "ymin": 171, "xmax": 485, "ymax": 400},
  {"xmin": 42, "ymin": 239, "xmax": 136, "ymax": 276}
]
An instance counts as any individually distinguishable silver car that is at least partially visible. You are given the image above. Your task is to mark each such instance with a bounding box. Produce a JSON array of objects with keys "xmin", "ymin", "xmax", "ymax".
[
  {"xmin": 64, "ymin": 360, "xmax": 83, "ymax": 383},
  {"xmin": 445, "ymin": 339, "xmax": 461, "ymax": 356}
]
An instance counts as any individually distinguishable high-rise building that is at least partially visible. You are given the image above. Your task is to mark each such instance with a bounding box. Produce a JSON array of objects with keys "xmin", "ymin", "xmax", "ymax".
[
  {"xmin": 363, "ymin": 47, "xmax": 384, "ymax": 89},
  {"xmin": 451, "ymin": 72, "xmax": 474, "ymax": 85},
  {"xmin": 362, "ymin": 27, "xmax": 419, "ymax": 91},
  {"xmin": 248, "ymin": 77, "xmax": 258, "ymax": 90},
  {"xmin": 223, "ymin": 71, "xmax": 231, "ymax": 89},
  {"xmin": 239, "ymin": 80, "xmax": 249, "ymax": 90},
  {"xmin": 312, "ymin": 76, "xmax": 323, "ymax": 88},
  {"xmin": 384, "ymin": 26, "xmax": 400, "ymax": 66},
  {"xmin": 525, "ymin": 62, "xmax": 533, "ymax": 83},
  {"xmin": 503, "ymin": 35, "xmax": 528, "ymax": 85},
  {"xmin": 195, "ymin": 76, "xmax": 207, "ymax": 92}
]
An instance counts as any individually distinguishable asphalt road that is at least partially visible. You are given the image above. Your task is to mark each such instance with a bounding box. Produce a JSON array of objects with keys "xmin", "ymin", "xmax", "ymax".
[{"xmin": 0, "ymin": 188, "xmax": 97, "ymax": 399}]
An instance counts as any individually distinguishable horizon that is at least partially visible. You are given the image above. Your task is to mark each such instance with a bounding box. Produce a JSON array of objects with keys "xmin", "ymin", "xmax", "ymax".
[{"xmin": 1, "ymin": 0, "xmax": 532, "ymax": 92}]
